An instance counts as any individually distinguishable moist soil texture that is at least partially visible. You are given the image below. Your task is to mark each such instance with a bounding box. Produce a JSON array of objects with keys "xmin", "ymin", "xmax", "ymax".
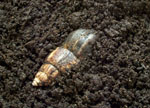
[{"xmin": 0, "ymin": 0, "xmax": 150, "ymax": 108}]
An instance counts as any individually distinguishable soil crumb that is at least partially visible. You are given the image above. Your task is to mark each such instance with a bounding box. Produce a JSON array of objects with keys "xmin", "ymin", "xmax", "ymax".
[{"xmin": 0, "ymin": 0, "xmax": 150, "ymax": 108}]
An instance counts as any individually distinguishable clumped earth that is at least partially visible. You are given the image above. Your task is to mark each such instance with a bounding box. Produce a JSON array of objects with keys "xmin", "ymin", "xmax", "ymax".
[{"xmin": 0, "ymin": 0, "xmax": 150, "ymax": 108}]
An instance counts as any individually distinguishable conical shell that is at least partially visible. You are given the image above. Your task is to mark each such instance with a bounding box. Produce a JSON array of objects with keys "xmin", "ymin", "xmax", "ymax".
[
  {"xmin": 32, "ymin": 29, "xmax": 97, "ymax": 86},
  {"xmin": 32, "ymin": 63, "xmax": 59, "ymax": 86},
  {"xmin": 33, "ymin": 47, "xmax": 79, "ymax": 86}
]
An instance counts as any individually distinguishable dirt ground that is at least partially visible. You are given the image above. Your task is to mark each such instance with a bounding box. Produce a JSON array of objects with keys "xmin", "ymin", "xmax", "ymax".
[{"xmin": 0, "ymin": 0, "xmax": 150, "ymax": 108}]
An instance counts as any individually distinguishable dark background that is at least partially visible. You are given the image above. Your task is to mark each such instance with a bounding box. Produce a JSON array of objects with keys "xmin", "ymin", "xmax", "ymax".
[{"xmin": 0, "ymin": 0, "xmax": 150, "ymax": 108}]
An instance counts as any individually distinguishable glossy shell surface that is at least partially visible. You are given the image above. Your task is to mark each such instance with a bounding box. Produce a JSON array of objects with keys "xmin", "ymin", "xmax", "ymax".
[
  {"xmin": 32, "ymin": 29, "xmax": 97, "ymax": 86},
  {"xmin": 46, "ymin": 47, "xmax": 79, "ymax": 72},
  {"xmin": 63, "ymin": 29, "xmax": 97, "ymax": 57}
]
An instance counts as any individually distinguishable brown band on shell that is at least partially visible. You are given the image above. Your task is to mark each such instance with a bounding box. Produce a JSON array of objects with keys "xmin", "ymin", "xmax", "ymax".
[
  {"xmin": 39, "ymin": 63, "xmax": 59, "ymax": 77},
  {"xmin": 45, "ymin": 47, "xmax": 79, "ymax": 72},
  {"xmin": 32, "ymin": 29, "xmax": 97, "ymax": 86},
  {"xmin": 34, "ymin": 63, "xmax": 59, "ymax": 86}
]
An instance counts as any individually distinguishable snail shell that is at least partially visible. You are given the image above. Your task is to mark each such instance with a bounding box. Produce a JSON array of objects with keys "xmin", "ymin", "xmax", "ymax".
[
  {"xmin": 32, "ymin": 29, "xmax": 97, "ymax": 86},
  {"xmin": 63, "ymin": 29, "xmax": 97, "ymax": 58}
]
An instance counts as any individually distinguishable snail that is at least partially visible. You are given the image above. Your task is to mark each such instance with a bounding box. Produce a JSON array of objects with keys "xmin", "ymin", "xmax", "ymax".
[{"xmin": 32, "ymin": 29, "xmax": 97, "ymax": 86}]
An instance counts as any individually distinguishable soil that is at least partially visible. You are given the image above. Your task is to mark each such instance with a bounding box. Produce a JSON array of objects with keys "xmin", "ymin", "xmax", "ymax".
[{"xmin": 0, "ymin": 0, "xmax": 150, "ymax": 108}]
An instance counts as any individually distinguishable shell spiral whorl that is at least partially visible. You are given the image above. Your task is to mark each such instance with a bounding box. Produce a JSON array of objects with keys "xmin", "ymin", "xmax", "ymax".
[
  {"xmin": 32, "ymin": 29, "xmax": 97, "ymax": 86},
  {"xmin": 63, "ymin": 29, "xmax": 97, "ymax": 58}
]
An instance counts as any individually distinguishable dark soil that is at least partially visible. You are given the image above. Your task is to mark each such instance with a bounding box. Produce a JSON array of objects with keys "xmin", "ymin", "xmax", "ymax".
[{"xmin": 0, "ymin": 0, "xmax": 150, "ymax": 108}]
